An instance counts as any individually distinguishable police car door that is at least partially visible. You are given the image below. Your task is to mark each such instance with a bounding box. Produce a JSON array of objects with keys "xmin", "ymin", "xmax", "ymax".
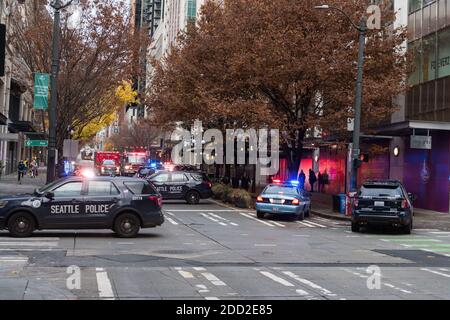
[
  {"xmin": 167, "ymin": 172, "xmax": 189, "ymax": 199},
  {"xmin": 84, "ymin": 180, "xmax": 121, "ymax": 226},
  {"xmin": 39, "ymin": 181, "xmax": 85, "ymax": 227},
  {"xmin": 151, "ymin": 172, "xmax": 170, "ymax": 199}
]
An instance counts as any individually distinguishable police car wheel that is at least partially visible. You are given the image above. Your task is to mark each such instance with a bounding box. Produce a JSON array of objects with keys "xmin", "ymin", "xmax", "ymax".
[
  {"xmin": 8, "ymin": 212, "xmax": 35, "ymax": 238},
  {"xmin": 114, "ymin": 213, "xmax": 140, "ymax": 238},
  {"xmin": 186, "ymin": 191, "xmax": 200, "ymax": 205}
]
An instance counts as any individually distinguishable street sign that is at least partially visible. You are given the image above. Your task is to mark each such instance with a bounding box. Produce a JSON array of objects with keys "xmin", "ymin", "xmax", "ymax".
[
  {"xmin": 33, "ymin": 72, "xmax": 50, "ymax": 110},
  {"xmin": 25, "ymin": 140, "xmax": 48, "ymax": 147},
  {"xmin": 410, "ymin": 135, "xmax": 432, "ymax": 150}
]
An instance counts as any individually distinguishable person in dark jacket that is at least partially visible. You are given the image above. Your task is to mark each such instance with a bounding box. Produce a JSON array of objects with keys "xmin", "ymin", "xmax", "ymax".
[
  {"xmin": 309, "ymin": 169, "xmax": 317, "ymax": 192},
  {"xmin": 18, "ymin": 161, "xmax": 26, "ymax": 184},
  {"xmin": 299, "ymin": 170, "xmax": 306, "ymax": 190},
  {"xmin": 232, "ymin": 176, "xmax": 240, "ymax": 189}
]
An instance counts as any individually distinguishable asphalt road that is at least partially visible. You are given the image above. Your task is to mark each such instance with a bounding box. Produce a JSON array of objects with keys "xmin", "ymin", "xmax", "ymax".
[{"xmin": 1, "ymin": 199, "xmax": 450, "ymax": 300}]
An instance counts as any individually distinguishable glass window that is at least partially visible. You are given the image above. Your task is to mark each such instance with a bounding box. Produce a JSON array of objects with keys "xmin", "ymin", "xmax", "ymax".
[
  {"xmin": 87, "ymin": 181, "xmax": 120, "ymax": 196},
  {"xmin": 172, "ymin": 173, "xmax": 188, "ymax": 182},
  {"xmin": 409, "ymin": 0, "xmax": 422, "ymax": 13},
  {"xmin": 422, "ymin": 33, "xmax": 437, "ymax": 82},
  {"xmin": 360, "ymin": 186, "xmax": 404, "ymax": 198},
  {"xmin": 438, "ymin": 0, "xmax": 446, "ymax": 29},
  {"xmin": 264, "ymin": 186, "xmax": 299, "ymax": 196},
  {"xmin": 124, "ymin": 182, "xmax": 156, "ymax": 195},
  {"xmin": 408, "ymin": 41, "xmax": 422, "ymax": 85},
  {"xmin": 53, "ymin": 182, "xmax": 83, "ymax": 198},
  {"xmin": 438, "ymin": 28, "xmax": 450, "ymax": 79},
  {"xmin": 187, "ymin": 0, "xmax": 197, "ymax": 20},
  {"xmin": 151, "ymin": 173, "xmax": 169, "ymax": 183},
  {"xmin": 408, "ymin": 13, "xmax": 415, "ymax": 41},
  {"xmin": 103, "ymin": 160, "xmax": 116, "ymax": 166}
]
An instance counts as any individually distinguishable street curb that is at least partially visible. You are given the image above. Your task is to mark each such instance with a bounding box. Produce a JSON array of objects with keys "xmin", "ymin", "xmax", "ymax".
[{"xmin": 311, "ymin": 209, "xmax": 351, "ymax": 221}]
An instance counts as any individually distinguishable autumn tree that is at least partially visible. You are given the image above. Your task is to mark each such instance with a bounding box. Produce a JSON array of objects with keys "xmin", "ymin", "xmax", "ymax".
[
  {"xmin": 11, "ymin": 0, "xmax": 147, "ymax": 156},
  {"xmin": 147, "ymin": 0, "xmax": 407, "ymax": 179}
]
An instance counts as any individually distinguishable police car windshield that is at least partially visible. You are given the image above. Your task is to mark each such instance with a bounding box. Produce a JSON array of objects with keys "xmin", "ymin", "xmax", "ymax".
[{"xmin": 264, "ymin": 185, "xmax": 298, "ymax": 195}]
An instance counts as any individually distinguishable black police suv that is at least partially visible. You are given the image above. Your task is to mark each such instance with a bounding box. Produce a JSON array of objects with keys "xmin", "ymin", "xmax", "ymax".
[
  {"xmin": 147, "ymin": 171, "xmax": 213, "ymax": 204},
  {"xmin": 0, "ymin": 177, "xmax": 164, "ymax": 238},
  {"xmin": 352, "ymin": 180, "xmax": 415, "ymax": 234}
]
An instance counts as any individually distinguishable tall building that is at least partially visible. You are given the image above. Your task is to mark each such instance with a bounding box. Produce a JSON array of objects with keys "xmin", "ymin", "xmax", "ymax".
[
  {"xmin": 376, "ymin": 0, "xmax": 450, "ymax": 213},
  {"xmin": 132, "ymin": 0, "xmax": 163, "ymax": 37}
]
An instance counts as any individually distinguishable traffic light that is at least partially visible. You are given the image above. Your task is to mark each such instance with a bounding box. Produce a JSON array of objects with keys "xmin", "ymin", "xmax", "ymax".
[{"xmin": 359, "ymin": 153, "xmax": 369, "ymax": 163}]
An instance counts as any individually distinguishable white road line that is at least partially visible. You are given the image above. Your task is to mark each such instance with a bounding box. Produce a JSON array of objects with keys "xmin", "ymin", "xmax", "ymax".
[
  {"xmin": 269, "ymin": 221, "xmax": 286, "ymax": 228},
  {"xmin": 193, "ymin": 267, "xmax": 206, "ymax": 271},
  {"xmin": 296, "ymin": 221, "xmax": 315, "ymax": 228},
  {"xmin": 178, "ymin": 270, "xmax": 195, "ymax": 279},
  {"xmin": 303, "ymin": 220, "xmax": 326, "ymax": 228},
  {"xmin": 239, "ymin": 213, "xmax": 275, "ymax": 227},
  {"xmin": 283, "ymin": 271, "xmax": 337, "ymax": 297},
  {"xmin": 421, "ymin": 268, "xmax": 450, "ymax": 278},
  {"xmin": 166, "ymin": 217, "xmax": 179, "ymax": 225},
  {"xmin": 296, "ymin": 289, "xmax": 310, "ymax": 296},
  {"xmin": 205, "ymin": 297, "xmax": 220, "ymax": 300},
  {"xmin": 168, "ymin": 210, "xmax": 237, "ymax": 212},
  {"xmin": 384, "ymin": 282, "xmax": 412, "ymax": 294},
  {"xmin": 208, "ymin": 212, "xmax": 239, "ymax": 226},
  {"xmin": 0, "ymin": 237, "xmax": 60, "ymax": 241},
  {"xmin": 95, "ymin": 268, "xmax": 115, "ymax": 300},
  {"xmin": 0, "ymin": 242, "xmax": 58, "ymax": 247},
  {"xmin": 260, "ymin": 271, "xmax": 295, "ymax": 287},
  {"xmin": 200, "ymin": 213, "xmax": 227, "ymax": 226},
  {"xmin": 201, "ymin": 273, "xmax": 226, "ymax": 286},
  {"xmin": 165, "ymin": 212, "xmax": 175, "ymax": 216}
]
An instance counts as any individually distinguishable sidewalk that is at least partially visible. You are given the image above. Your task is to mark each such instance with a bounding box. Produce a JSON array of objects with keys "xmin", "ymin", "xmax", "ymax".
[
  {"xmin": 310, "ymin": 192, "xmax": 450, "ymax": 231},
  {"xmin": 0, "ymin": 168, "xmax": 47, "ymax": 195}
]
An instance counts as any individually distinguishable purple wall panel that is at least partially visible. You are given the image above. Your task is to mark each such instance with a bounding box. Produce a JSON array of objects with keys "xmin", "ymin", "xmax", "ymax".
[{"xmin": 403, "ymin": 132, "xmax": 449, "ymax": 213}]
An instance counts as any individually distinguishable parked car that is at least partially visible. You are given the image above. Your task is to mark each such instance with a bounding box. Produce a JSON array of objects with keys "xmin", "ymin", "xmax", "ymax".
[{"xmin": 352, "ymin": 180, "xmax": 415, "ymax": 234}]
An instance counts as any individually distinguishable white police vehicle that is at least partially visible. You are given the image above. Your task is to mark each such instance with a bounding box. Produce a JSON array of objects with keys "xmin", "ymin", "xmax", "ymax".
[{"xmin": 0, "ymin": 176, "xmax": 164, "ymax": 238}]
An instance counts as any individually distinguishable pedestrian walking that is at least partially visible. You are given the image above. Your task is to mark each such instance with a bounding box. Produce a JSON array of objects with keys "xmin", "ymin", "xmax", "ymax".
[
  {"xmin": 30, "ymin": 159, "xmax": 38, "ymax": 178},
  {"xmin": 299, "ymin": 170, "xmax": 306, "ymax": 190},
  {"xmin": 309, "ymin": 169, "xmax": 317, "ymax": 192},
  {"xmin": 18, "ymin": 161, "xmax": 26, "ymax": 184}
]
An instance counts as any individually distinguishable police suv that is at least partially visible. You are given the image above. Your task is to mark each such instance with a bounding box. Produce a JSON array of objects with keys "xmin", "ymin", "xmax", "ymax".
[
  {"xmin": 148, "ymin": 171, "xmax": 213, "ymax": 204},
  {"xmin": 0, "ymin": 177, "xmax": 164, "ymax": 238}
]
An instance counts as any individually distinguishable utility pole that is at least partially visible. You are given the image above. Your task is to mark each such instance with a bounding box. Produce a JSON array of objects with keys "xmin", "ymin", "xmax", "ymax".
[
  {"xmin": 47, "ymin": 0, "xmax": 73, "ymax": 183},
  {"xmin": 350, "ymin": 18, "xmax": 367, "ymax": 192}
]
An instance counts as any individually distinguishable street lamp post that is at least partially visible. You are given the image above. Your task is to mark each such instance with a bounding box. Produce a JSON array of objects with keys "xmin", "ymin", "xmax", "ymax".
[
  {"xmin": 315, "ymin": 5, "xmax": 367, "ymax": 192},
  {"xmin": 47, "ymin": 0, "xmax": 73, "ymax": 183}
]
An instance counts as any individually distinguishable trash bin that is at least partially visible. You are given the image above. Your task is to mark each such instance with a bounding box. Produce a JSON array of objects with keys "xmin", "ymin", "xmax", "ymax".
[{"xmin": 338, "ymin": 194, "xmax": 346, "ymax": 214}]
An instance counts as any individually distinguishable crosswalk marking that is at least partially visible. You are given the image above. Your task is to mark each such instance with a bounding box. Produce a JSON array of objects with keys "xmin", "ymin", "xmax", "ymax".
[
  {"xmin": 421, "ymin": 268, "xmax": 450, "ymax": 278},
  {"xmin": 297, "ymin": 221, "xmax": 315, "ymax": 228},
  {"xmin": 166, "ymin": 217, "xmax": 179, "ymax": 225},
  {"xmin": 96, "ymin": 268, "xmax": 115, "ymax": 300},
  {"xmin": 201, "ymin": 272, "xmax": 227, "ymax": 286},
  {"xmin": 200, "ymin": 213, "xmax": 227, "ymax": 226},
  {"xmin": 208, "ymin": 212, "xmax": 239, "ymax": 226},
  {"xmin": 302, "ymin": 220, "xmax": 326, "ymax": 228},
  {"xmin": 260, "ymin": 271, "xmax": 295, "ymax": 287},
  {"xmin": 239, "ymin": 213, "xmax": 275, "ymax": 227},
  {"xmin": 283, "ymin": 271, "xmax": 337, "ymax": 297}
]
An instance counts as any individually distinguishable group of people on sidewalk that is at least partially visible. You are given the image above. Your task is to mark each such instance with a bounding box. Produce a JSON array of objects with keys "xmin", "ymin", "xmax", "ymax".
[
  {"xmin": 299, "ymin": 169, "xmax": 329, "ymax": 193},
  {"xmin": 221, "ymin": 173, "xmax": 252, "ymax": 191},
  {"xmin": 17, "ymin": 158, "xmax": 40, "ymax": 184}
]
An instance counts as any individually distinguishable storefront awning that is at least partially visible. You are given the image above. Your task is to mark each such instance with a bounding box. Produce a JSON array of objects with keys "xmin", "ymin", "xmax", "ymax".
[
  {"xmin": 8, "ymin": 121, "xmax": 36, "ymax": 134},
  {"xmin": 376, "ymin": 120, "xmax": 450, "ymax": 136}
]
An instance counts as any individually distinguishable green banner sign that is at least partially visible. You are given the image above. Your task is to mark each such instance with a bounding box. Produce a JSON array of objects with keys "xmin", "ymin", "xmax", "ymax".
[
  {"xmin": 25, "ymin": 140, "xmax": 48, "ymax": 147},
  {"xmin": 33, "ymin": 72, "xmax": 50, "ymax": 110}
]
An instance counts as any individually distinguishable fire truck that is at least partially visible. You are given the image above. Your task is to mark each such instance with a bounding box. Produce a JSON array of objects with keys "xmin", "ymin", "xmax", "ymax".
[
  {"xmin": 94, "ymin": 151, "xmax": 121, "ymax": 176},
  {"xmin": 122, "ymin": 150, "xmax": 150, "ymax": 176}
]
